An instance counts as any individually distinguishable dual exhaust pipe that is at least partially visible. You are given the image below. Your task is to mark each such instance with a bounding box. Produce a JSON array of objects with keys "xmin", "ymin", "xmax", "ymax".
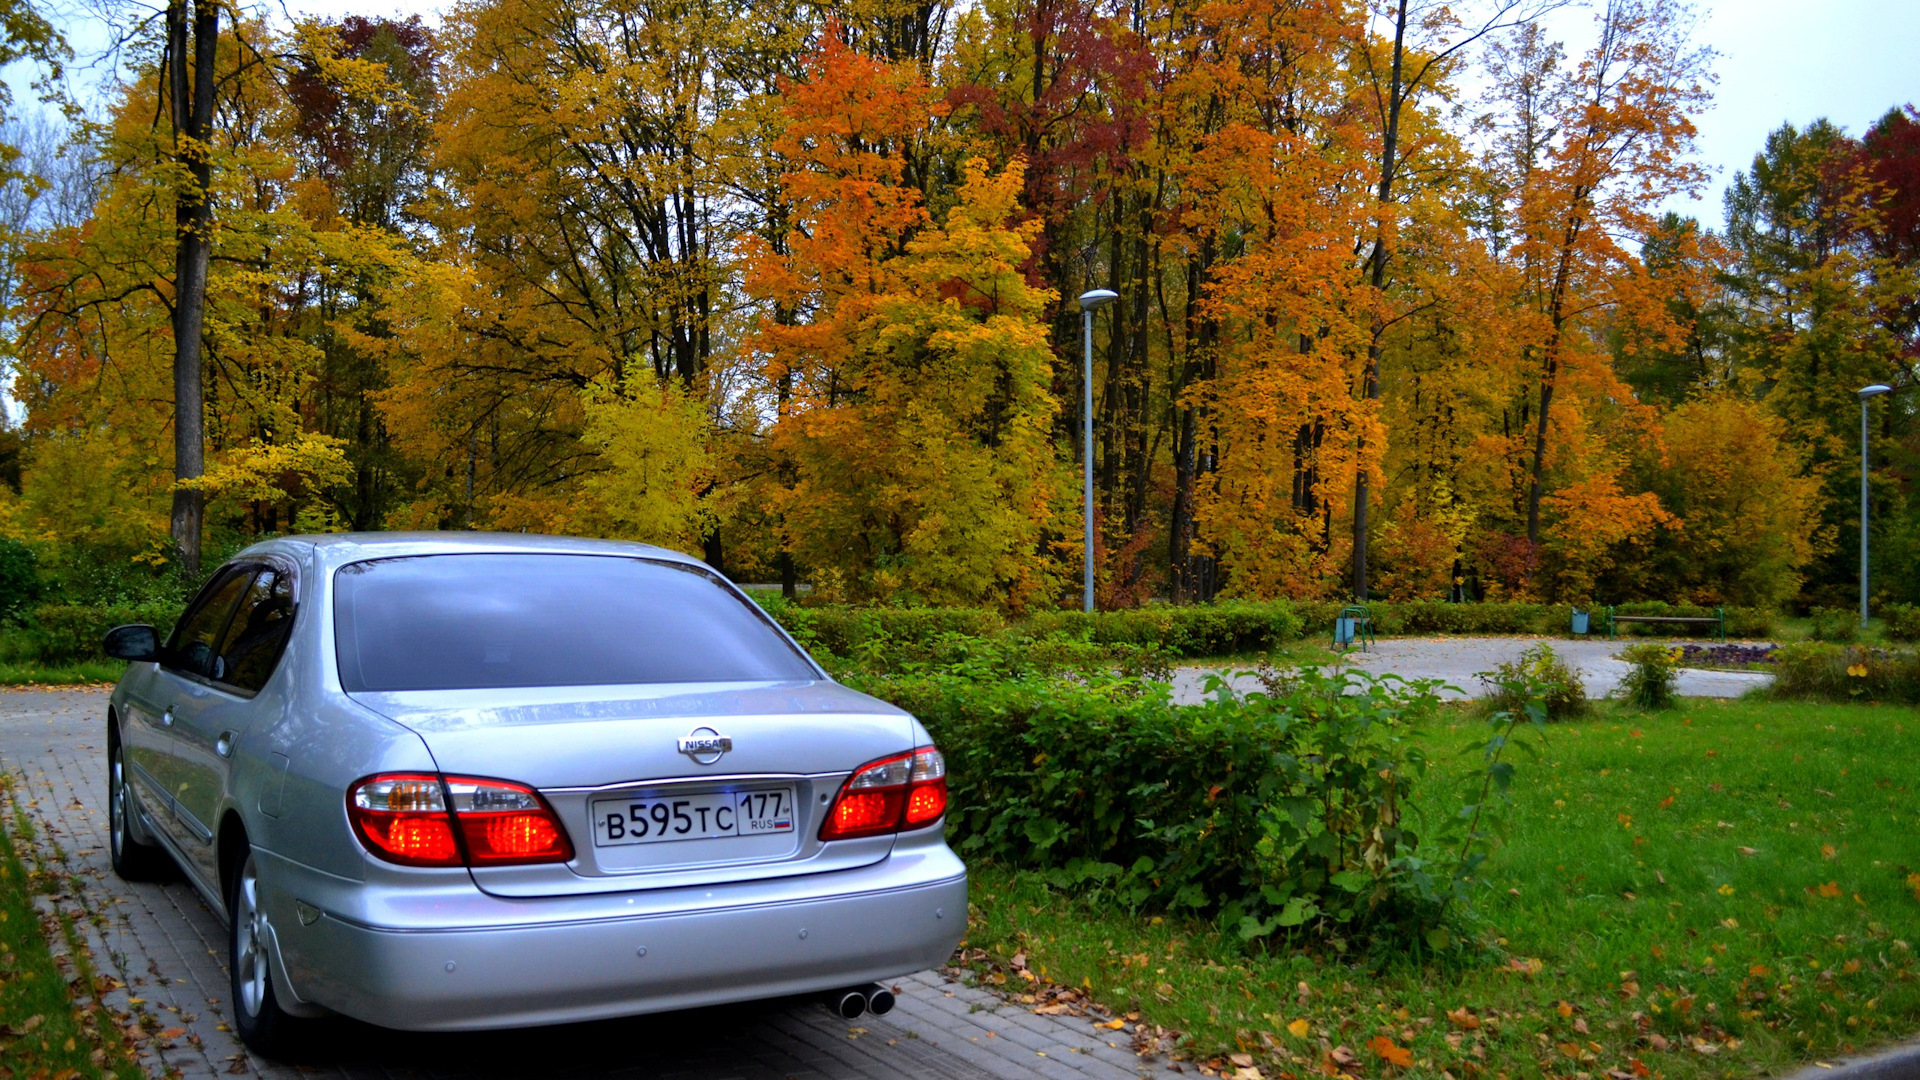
[{"xmin": 830, "ymin": 983, "xmax": 895, "ymax": 1019}]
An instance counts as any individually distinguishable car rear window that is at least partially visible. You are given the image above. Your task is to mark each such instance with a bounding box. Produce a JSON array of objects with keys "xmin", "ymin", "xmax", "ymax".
[{"xmin": 333, "ymin": 554, "xmax": 817, "ymax": 691}]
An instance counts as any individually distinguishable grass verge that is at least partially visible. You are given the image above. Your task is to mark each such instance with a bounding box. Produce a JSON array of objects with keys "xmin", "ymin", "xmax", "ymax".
[
  {"xmin": 0, "ymin": 661, "xmax": 122, "ymax": 687},
  {"xmin": 960, "ymin": 699, "xmax": 1920, "ymax": 1079},
  {"xmin": 0, "ymin": 775, "xmax": 143, "ymax": 1078}
]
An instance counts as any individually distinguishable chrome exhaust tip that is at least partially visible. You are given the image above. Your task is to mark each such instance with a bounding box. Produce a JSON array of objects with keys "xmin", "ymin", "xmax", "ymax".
[
  {"xmin": 832, "ymin": 988, "xmax": 867, "ymax": 1019},
  {"xmin": 864, "ymin": 985, "xmax": 896, "ymax": 1016}
]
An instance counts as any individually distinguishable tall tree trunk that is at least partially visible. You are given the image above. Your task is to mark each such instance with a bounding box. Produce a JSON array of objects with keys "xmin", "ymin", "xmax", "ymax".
[
  {"xmin": 1352, "ymin": 0, "xmax": 1409, "ymax": 603},
  {"xmin": 1526, "ymin": 222, "xmax": 1583, "ymax": 547},
  {"xmin": 168, "ymin": 0, "xmax": 218, "ymax": 577}
]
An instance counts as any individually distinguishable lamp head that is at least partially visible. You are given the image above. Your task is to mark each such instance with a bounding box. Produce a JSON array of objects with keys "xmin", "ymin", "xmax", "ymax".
[
  {"xmin": 1860, "ymin": 384, "xmax": 1893, "ymax": 400},
  {"xmin": 1078, "ymin": 289, "xmax": 1119, "ymax": 312}
]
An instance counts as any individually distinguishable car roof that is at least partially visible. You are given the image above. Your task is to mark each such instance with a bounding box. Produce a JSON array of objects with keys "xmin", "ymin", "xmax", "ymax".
[{"xmin": 237, "ymin": 532, "xmax": 706, "ymax": 571}]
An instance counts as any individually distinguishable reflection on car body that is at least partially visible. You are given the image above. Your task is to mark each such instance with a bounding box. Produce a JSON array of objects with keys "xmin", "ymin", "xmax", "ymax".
[{"xmin": 102, "ymin": 533, "xmax": 966, "ymax": 1055}]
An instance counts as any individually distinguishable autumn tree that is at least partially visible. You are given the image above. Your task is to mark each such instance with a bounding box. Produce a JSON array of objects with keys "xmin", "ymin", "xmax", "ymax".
[
  {"xmin": 1477, "ymin": 0, "xmax": 1710, "ymax": 595},
  {"xmin": 744, "ymin": 35, "xmax": 1062, "ymax": 605}
]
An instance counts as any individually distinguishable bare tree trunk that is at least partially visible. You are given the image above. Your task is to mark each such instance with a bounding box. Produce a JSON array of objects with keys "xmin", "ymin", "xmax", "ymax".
[{"xmin": 168, "ymin": 0, "xmax": 218, "ymax": 577}]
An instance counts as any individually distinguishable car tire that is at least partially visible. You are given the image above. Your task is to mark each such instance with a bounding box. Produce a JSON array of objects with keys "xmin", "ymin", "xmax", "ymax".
[
  {"xmin": 228, "ymin": 844, "xmax": 302, "ymax": 1056},
  {"xmin": 107, "ymin": 734, "xmax": 169, "ymax": 881}
]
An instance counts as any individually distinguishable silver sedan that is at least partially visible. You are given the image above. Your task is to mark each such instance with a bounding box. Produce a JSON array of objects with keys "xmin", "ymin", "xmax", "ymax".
[{"xmin": 102, "ymin": 533, "xmax": 966, "ymax": 1055}]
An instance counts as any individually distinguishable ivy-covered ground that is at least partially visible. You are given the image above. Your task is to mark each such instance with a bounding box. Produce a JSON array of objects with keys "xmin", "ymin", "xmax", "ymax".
[{"xmin": 959, "ymin": 699, "xmax": 1920, "ymax": 1079}]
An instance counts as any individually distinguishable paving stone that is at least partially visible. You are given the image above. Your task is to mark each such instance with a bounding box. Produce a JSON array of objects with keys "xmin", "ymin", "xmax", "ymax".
[{"xmin": 0, "ymin": 688, "xmax": 1185, "ymax": 1080}]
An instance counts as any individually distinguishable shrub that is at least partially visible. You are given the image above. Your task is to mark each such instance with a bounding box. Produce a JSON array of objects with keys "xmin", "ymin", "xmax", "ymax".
[
  {"xmin": 1479, "ymin": 643, "xmax": 1589, "ymax": 721},
  {"xmin": 762, "ymin": 603, "xmax": 1007, "ymax": 659},
  {"xmin": 1808, "ymin": 607, "xmax": 1860, "ymax": 643},
  {"xmin": 25, "ymin": 602, "xmax": 179, "ymax": 664},
  {"xmin": 0, "ymin": 539, "xmax": 41, "ymax": 622},
  {"xmin": 850, "ymin": 664, "xmax": 1541, "ymax": 945},
  {"xmin": 1293, "ymin": 600, "xmax": 1555, "ymax": 638},
  {"xmin": 1769, "ymin": 642, "xmax": 1920, "ymax": 704},
  {"xmin": 1025, "ymin": 601, "xmax": 1304, "ymax": 658},
  {"xmin": 1617, "ymin": 642, "xmax": 1680, "ymax": 709},
  {"xmin": 1883, "ymin": 603, "xmax": 1920, "ymax": 643},
  {"xmin": 1724, "ymin": 607, "xmax": 1776, "ymax": 639},
  {"xmin": 821, "ymin": 627, "xmax": 1172, "ymax": 684}
]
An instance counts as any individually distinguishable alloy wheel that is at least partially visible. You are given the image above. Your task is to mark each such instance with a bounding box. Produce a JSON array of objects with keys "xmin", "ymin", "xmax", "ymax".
[
  {"xmin": 109, "ymin": 747, "xmax": 127, "ymax": 859},
  {"xmin": 233, "ymin": 858, "xmax": 270, "ymax": 1018}
]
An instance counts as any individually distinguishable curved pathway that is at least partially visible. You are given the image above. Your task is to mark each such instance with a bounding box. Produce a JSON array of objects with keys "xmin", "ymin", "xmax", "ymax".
[{"xmin": 1172, "ymin": 636, "xmax": 1774, "ymax": 704}]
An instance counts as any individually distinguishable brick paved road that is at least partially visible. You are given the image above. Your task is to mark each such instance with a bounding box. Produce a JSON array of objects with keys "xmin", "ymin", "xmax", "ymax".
[{"xmin": 1, "ymin": 689, "xmax": 1176, "ymax": 1080}]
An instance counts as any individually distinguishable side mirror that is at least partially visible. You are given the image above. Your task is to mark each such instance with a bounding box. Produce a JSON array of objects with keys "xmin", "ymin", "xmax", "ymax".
[{"xmin": 103, "ymin": 624, "xmax": 161, "ymax": 662}]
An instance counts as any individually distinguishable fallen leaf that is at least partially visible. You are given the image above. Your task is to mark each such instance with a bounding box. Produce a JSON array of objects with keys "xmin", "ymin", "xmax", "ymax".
[
  {"xmin": 1648, "ymin": 1033, "xmax": 1671, "ymax": 1052},
  {"xmin": 1446, "ymin": 1007, "xmax": 1480, "ymax": 1030},
  {"xmin": 1330, "ymin": 1045, "xmax": 1358, "ymax": 1067},
  {"xmin": 1370, "ymin": 1035, "xmax": 1413, "ymax": 1067},
  {"xmin": 1099, "ymin": 1018, "xmax": 1127, "ymax": 1030},
  {"xmin": 1738, "ymin": 847, "xmax": 1758, "ymax": 857},
  {"xmin": 1287, "ymin": 1018, "xmax": 1311, "ymax": 1039}
]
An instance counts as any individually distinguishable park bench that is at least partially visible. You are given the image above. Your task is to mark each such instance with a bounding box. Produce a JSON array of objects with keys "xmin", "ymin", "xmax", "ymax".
[
  {"xmin": 1604, "ymin": 605, "xmax": 1725, "ymax": 642},
  {"xmin": 1332, "ymin": 603, "xmax": 1374, "ymax": 652}
]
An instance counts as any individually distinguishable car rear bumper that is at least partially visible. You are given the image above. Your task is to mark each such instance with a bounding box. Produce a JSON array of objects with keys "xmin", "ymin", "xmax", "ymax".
[{"xmin": 265, "ymin": 843, "xmax": 967, "ymax": 1031}]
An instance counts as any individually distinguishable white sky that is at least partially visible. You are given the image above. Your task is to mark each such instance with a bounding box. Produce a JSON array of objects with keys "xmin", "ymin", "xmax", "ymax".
[{"xmin": 1546, "ymin": 0, "xmax": 1920, "ymax": 221}]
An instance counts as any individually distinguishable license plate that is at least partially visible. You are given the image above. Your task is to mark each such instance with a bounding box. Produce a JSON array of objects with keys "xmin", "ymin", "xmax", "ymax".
[{"xmin": 590, "ymin": 787, "xmax": 796, "ymax": 847}]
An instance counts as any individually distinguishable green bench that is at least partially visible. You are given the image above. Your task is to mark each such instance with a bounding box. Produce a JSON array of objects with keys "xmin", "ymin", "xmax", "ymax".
[{"xmin": 1604, "ymin": 606, "xmax": 1725, "ymax": 642}]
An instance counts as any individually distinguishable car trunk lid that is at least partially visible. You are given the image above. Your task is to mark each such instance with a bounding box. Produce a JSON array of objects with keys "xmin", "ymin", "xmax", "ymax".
[{"xmin": 348, "ymin": 680, "xmax": 913, "ymax": 898}]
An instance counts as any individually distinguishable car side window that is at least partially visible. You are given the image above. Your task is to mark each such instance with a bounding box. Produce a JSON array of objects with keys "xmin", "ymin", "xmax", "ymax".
[
  {"xmin": 164, "ymin": 567, "xmax": 257, "ymax": 683},
  {"xmin": 217, "ymin": 568, "xmax": 296, "ymax": 694}
]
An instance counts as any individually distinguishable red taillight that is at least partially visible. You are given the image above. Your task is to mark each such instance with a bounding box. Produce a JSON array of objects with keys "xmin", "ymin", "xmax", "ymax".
[
  {"xmin": 446, "ymin": 776, "xmax": 573, "ymax": 865},
  {"xmin": 820, "ymin": 746, "xmax": 947, "ymax": 841},
  {"xmin": 348, "ymin": 774, "xmax": 573, "ymax": 867}
]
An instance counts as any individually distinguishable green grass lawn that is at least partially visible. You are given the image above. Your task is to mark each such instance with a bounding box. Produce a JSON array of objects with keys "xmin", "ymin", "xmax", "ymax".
[
  {"xmin": 0, "ymin": 777, "xmax": 144, "ymax": 1079},
  {"xmin": 960, "ymin": 699, "xmax": 1920, "ymax": 1079}
]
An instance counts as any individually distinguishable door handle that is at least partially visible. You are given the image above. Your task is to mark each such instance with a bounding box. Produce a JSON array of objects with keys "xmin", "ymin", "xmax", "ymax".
[
  {"xmin": 160, "ymin": 710, "xmax": 174, "ymax": 728},
  {"xmin": 215, "ymin": 732, "xmax": 236, "ymax": 759}
]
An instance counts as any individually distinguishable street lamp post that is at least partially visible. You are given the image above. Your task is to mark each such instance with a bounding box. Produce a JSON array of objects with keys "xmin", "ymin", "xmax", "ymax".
[
  {"xmin": 1079, "ymin": 290, "xmax": 1119, "ymax": 613},
  {"xmin": 1859, "ymin": 384, "xmax": 1892, "ymax": 628}
]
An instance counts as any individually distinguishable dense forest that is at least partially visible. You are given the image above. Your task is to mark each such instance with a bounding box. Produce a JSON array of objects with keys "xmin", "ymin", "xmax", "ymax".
[{"xmin": 0, "ymin": 0, "xmax": 1914, "ymax": 612}]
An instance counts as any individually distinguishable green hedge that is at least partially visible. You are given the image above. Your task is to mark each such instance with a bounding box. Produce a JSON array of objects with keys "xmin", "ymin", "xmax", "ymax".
[
  {"xmin": 1025, "ymin": 602, "xmax": 1304, "ymax": 657},
  {"xmin": 848, "ymin": 667, "xmax": 1494, "ymax": 939},
  {"xmin": 21, "ymin": 603, "xmax": 178, "ymax": 665},
  {"xmin": 752, "ymin": 600, "xmax": 1007, "ymax": 657},
  {"xmin": 1769, "ymin": 642, "xmax": 1920, "ymax": 705},
  {"xmin": 1292, "ymin": 600, "xmax": 1772, "ymax": 640},
  {"xmin": 754, "ymin": 598, "xmax": 1304, "ymax": 661},
  {"xmin": 754, "ymin": 597, "xmax": 1778, "ymax": 662}
]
